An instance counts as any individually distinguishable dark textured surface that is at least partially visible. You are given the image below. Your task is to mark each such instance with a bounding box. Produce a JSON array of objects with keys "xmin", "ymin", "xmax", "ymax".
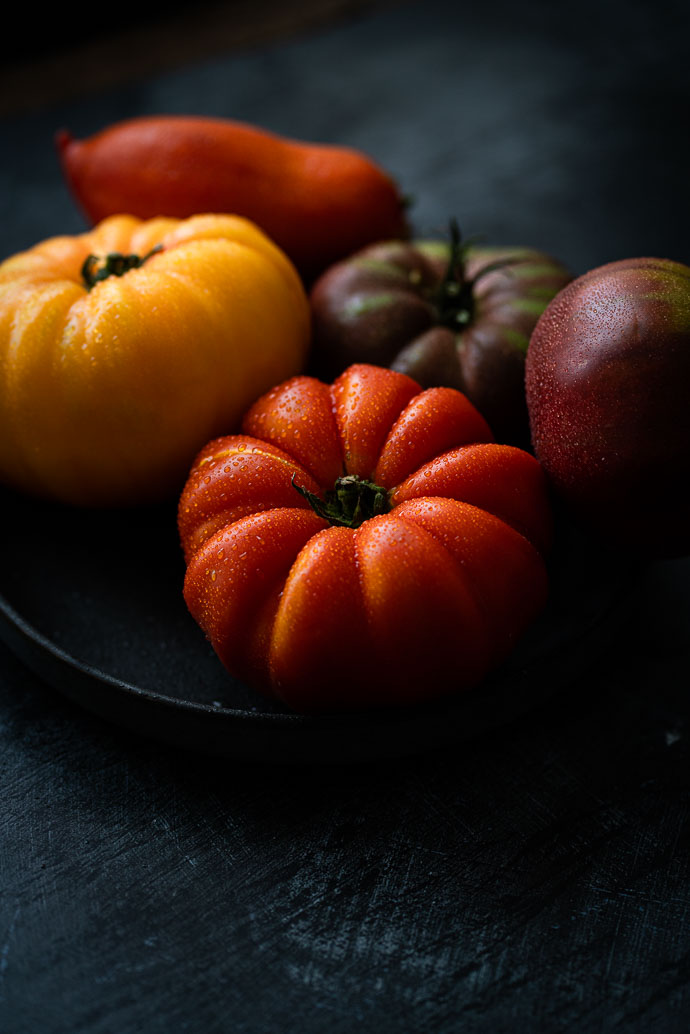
[{"xmin": 2, "ymin": 1, "xmax": 690, "ymax": 1030}]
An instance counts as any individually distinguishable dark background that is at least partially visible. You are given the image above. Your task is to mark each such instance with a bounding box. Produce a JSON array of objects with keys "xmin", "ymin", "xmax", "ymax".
[{"xmin": 2, "ymin": 1, "xmax": 690, "ymax": 1031}]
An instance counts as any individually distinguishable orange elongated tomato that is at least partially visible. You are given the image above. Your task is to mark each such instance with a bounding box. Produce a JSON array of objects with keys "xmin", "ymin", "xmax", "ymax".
[
  {"xmin": 0, "ymin": 213, "xmax": 310, "ymax": 506},
  {"xmin": 57, "ymin": 116, "xmax": 409, "ymax": 281},
  {"xmin": 179, "ymin": 364, "xmax": 553, "ymax": 712}
]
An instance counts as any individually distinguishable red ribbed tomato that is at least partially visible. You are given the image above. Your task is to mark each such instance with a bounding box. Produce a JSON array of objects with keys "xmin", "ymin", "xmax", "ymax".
[{"xmin": 179, "ymin": 364, "xmax": 552, "ymax": 712}]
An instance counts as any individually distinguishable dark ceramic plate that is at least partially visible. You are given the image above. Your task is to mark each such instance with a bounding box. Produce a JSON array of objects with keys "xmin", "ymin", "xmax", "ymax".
[{"xmin": 0, "ymin": 487, "xmax": 633, "ymax": 763}]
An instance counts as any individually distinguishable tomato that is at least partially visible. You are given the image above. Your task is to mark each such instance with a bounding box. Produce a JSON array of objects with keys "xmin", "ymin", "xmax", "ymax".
[
  {"xmin": 526, "ymin": 256, "xmax": 690, "ymax": 557},
  {"xmin": 57, "ymin": 116, "xmax": 408, "ymax": 282},
  {"xmin": 179, "ymin": 364, "xmax": 552, "ymax": 712},
  {"xmin": 309, "ymin": 224, "xmax": 571, "ymax": 444},
  {"xmin": 0, "ymin": 213, "xmax": 310, "ymax": 507}
]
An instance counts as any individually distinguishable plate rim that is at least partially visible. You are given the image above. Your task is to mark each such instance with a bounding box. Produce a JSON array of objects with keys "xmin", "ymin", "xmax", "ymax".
[{"xmin": 0, "ymin": 547, "xmax": 636, "ymax": 762}]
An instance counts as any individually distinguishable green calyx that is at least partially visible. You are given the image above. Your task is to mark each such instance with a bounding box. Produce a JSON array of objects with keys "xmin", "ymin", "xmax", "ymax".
[
  {"xmin": 293, "ymin": 473, "xmax": 390, "ymax": 529},
  {"xmin": 81, "ymin": 244, "xmax": 163, "ymax": 290},
  {"xmin": 432, "ymin": 219, "xmax": 518, "ymax": 330},
  {"xmin": 433, "ymin": 218, "xmax": 476, "ymax": 327}
]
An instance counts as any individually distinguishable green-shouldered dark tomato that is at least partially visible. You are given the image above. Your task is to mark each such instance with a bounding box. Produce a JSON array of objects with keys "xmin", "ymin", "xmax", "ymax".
[
  {"xmin": 526, "ymin": 257, "xmax": 690, "ymax": 557},
  {"xmin": 309, "ymin": 223, "xmax": 571, "ymax": 444}
]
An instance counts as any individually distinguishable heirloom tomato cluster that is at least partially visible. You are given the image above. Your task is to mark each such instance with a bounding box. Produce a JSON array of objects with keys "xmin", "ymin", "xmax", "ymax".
[{"xmin": 0, "ymin": 111, "xmax": 687, "ymax": 713}]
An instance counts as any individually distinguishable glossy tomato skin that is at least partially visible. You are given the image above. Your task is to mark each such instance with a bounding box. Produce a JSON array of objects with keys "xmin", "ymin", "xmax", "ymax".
[
  {"xmin": 179, "ymin": 364, "xmax": 553, "ymax": 712},
  {"xmin": 0, "ymin": 214, "xmax": 310, "ymax": 506},
  {"xmin": 57, "ymin": 116, "xmax": 408, "ymax": 282},
  {"xmin": 309, "ymin": 239, "xmax": 571, "ymax": 444},
  {"xmin": 526, "ymin": 257, "xmax": 690, "ymax": 557}
]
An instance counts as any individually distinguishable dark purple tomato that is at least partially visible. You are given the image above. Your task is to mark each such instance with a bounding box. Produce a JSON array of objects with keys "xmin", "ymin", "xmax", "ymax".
[
  {"xmin": 309, "ymin": 226, "xmax": 571, "ymax": 444},
  {"xmin": 526, "ymin": 257, "xmax": 690, "ymax": 557}
]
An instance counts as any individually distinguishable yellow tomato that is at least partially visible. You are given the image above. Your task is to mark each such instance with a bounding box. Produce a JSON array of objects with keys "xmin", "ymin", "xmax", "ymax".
[{"xmin": 0, "ymin": 214, "xmax": 310, "ymax": 505}]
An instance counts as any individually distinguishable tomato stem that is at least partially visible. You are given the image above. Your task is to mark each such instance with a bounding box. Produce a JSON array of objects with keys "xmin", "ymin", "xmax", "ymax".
[
  {"xmin": 293, "ymin": 473, "xmax": 390, "ymax": 528},
  {"xmin": 81, "ymin": 244, "xmax": 162, "ymax": 290},
  {"xmin": 432, "ymin": 219, "xmax": 474, "ymax": 327},
  {"xmin": 432, "ymin": 220, "xmax": 519, "ymax": 329}
]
